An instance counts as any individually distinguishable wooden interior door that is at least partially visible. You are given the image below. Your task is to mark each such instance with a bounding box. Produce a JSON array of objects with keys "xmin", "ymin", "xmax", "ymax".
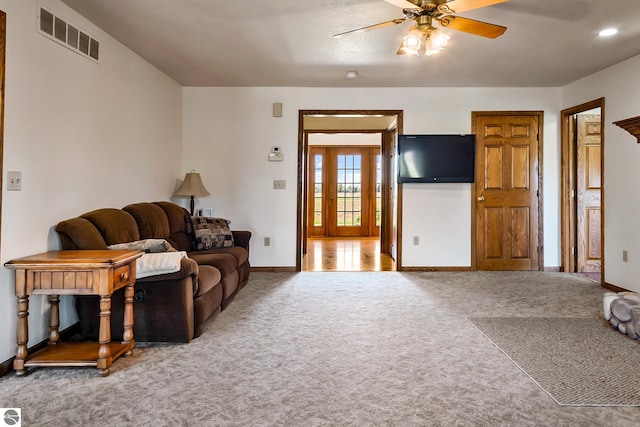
[
  {"xmin": 382, "ymin": 130, "xmax": 398, "ymax": 260},
  {"xmin": 474, "ymin": 113, "xmax": 542, "ymax": 271},
  {"xmin": 307, "ymin": 146, "xmax": 381, "ymax": 238},
  {"xmin": 328, "ymin": 147, "xmax": 371, "ymax": 237},
  {"xmin": 576, "ymin": 113, "xmax": 602, "ymax": 272}
]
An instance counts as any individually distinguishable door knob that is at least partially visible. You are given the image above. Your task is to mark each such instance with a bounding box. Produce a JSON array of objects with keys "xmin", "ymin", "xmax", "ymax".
[{"xmin": 477, "ymin": 196, "xmax": 485, "ymax": 202}]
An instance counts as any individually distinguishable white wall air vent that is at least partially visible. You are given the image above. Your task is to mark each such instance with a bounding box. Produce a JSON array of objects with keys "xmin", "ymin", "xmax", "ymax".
[{"xmin": 37, "ymin": 5, "xmax": 100, "ymax": 62}]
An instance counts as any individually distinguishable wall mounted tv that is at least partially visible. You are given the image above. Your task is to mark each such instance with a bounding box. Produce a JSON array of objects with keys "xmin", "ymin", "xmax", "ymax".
[{"xmin": 397, "ymin": 134, "xmax": 476, "ymax": 183}]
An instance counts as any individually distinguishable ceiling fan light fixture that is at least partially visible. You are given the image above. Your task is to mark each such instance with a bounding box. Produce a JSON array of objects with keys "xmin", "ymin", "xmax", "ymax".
[
  {"xmin": 429, "ymin": 29, "xmax": 450, "ymax": 48},
  {"xmin": 397, "ymin": 44, "xmax": 420, "ymax": 56},
  {"xmin": 424, "ymin": 39, "xmax": 442, "ymax": 56},
  {"xmin": 402, "ymin": 26, "xmax": 423, "ymax": 49}
]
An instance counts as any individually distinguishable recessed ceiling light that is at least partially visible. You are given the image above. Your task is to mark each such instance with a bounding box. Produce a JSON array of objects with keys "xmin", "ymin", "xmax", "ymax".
[
  {"xmin": 599, "ymin": 28, "xmax": 618, "ymax": 37},
  {"xmin": 346, "ymin": 71, "xmax": 358, "ymax": 79}
]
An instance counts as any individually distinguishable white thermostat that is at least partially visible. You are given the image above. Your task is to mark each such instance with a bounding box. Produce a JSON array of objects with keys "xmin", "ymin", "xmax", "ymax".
[{"xmin": 268, "ymin": 146, "xmax": 283, "ymax": 161}]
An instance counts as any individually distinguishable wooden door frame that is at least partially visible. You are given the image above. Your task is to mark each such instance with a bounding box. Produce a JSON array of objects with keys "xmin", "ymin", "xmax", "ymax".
[
  {"xmin": 471, "ymin": 111, "xmax": 544, "ymax": 271},
  {"xmin": 560, "ymin": 98, "xmax": 605, "ymax": 284},
  {"xmin": 297, "ymin": 110, "xmax": 403, "ymax": 272}
]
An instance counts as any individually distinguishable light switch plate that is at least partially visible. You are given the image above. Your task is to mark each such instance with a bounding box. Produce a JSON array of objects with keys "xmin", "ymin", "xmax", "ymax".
[{"xmin": 7, "ymin": 171, "xmax": 22, "ymax": 191}]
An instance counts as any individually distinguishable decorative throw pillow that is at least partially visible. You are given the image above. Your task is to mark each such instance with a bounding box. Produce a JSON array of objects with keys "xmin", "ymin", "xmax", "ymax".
[
  {"xmin": 188, "ymin": 216, "xmax": 234, "ymax": 250},
  {"xmin": 107, "ymin": 238, "xmax": 176, "ymax": 253}
]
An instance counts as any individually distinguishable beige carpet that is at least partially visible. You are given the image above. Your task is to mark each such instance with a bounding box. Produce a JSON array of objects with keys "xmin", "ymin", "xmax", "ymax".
[
  {"xmin": 1, "ymin": 272, "xmax": 639, "ymax": 426},
  {"xmin": 468, "ymin": 317, "xmax": 640, "ymax": 406}
]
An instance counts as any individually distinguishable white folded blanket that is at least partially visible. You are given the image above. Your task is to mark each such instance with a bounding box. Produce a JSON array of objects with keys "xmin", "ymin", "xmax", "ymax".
[{"xmin": 136, "ymin": 251, "xmax": 187, "ymax": 279}]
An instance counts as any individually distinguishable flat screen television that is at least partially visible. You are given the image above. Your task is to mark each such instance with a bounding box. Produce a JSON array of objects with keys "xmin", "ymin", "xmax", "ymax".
[{"xmin": 397, "ymin": 134, "xmax": 476, "ymax": 183}]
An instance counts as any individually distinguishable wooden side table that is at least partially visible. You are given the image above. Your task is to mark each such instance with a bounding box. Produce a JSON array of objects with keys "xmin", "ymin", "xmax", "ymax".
[{"xmin": 5, "ymin": 250, "xmax": 143, "ymax": 377}]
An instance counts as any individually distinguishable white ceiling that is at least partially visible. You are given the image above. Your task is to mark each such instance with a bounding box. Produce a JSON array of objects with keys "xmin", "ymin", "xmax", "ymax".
[{"xmin": 59, "ymin": 0, "xmax": 640, "ymax": 88}]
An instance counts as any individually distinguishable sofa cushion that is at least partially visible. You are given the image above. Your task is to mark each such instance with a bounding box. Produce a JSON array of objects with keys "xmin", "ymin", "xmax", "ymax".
[
  {"xmin": 154, "ymin": 201, "xmax": 193, "ymax": 251},
  {"xmin": 195, "ymin": 246, "xmax": 249, "ymax": 267},
  {"xmin": 123, "ymin": 203, "xmax": 171, "ymax": 240},
  {"xmin": 187, "ymin": 216, "xmax": 234, "ymax": 250},
  {"xmin": 81, "ymin": 209, "xmax": 140, "ymax": 245},
  {"xmin": 55, "ymin": 217, "xmax": 108, "ymax": 250},
  {"xmin": 188, "ymin": 252, "xmax": 238, "ymax": 276},
  {"xmin": 195, "ymin": 265, "xmax": 222, "ymax": 298}
]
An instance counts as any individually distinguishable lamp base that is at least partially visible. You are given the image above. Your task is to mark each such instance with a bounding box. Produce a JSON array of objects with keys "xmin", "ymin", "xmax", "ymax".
[{"xmin": 190, "ymin": 196, "xmax": 195, "ymax": 216}]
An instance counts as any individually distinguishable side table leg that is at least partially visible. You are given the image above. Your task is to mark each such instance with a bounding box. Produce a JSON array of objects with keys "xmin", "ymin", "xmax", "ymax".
[
  {"xmin": 97, "ymin": 295, "xmax": 112, "ymax": 377},
  {"xmin": 14, "ymin": 295, "xmax": 29, "ymax": 376},
  {"xmin": 48, "ymin": 295, "xmax": 60, "ymax": 344},
  {"xmin": 122, "ymin": 282, "xmax": 135, "ymax": 357}
]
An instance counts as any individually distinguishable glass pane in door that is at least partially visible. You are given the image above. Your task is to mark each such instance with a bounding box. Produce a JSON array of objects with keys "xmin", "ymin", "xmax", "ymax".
[
  {"xmin": 336, "ymin": 154, "xmax": 362, "ymax": 227},
  {"xmin": 314, "ymin": 154, "xmax": 323, "ymax": 226},
  {"xmin": 376, "ymin": 154, "xmax": 381, "ymax": 227}
]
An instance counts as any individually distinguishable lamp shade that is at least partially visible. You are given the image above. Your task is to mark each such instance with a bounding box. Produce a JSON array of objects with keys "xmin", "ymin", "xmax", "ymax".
[{"xmin": 174, "ymin": 172, "xmax": 210, "ymax": 197}]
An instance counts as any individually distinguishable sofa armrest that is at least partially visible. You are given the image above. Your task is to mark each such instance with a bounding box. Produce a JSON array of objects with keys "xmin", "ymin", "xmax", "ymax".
[
  {"xmin": 136, "ymin": 257, "xmax": 199, "ymax": 294},
  {"xmin": 232, "ymin": 230, "xmax": 252, "ymax": 251},
  {"xmin": 76, "ymin": 261, "xmax": 200, "ymax": 342}
]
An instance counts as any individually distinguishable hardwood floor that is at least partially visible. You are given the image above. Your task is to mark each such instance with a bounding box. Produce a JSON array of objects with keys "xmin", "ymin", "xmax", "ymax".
[{"xmin": 302, "ymin": 237, "xmax": 396, "ymax": 272}]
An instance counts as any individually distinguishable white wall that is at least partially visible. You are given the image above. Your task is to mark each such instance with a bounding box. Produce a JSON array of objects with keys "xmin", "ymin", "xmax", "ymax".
[
  {"xmin": 563, "ymin": 54, "xmax": 640, "ymax": 293},
  {"xmin": 183, "ymin": 87, "xmax": 562, "ymax": 268},
  {"xmin": 308, "ymin": 133, "xmax": 381, "ymax": 146},
  {"xmin": 0, "ymin": 0, "xmax": 183, "ymax": 362}
]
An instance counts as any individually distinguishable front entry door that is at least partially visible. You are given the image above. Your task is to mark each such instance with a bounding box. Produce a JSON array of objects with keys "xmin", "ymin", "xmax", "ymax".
[
  {"xmin": 473, "ymin": 112, "xmax": 542, "ymax": 270},
  {"xmin": 576, "ymin": 113, "xmax": 602, "ymax": 272},
  {"xmin": 307, "ymin": 146, "xmax": 379, "ymax": 238}
]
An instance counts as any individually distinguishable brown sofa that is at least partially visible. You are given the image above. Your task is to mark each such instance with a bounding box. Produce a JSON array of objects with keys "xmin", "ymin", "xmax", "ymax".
[{"xmin": 55, "ymin": 201, "xmax": 251, "ymax": 342}]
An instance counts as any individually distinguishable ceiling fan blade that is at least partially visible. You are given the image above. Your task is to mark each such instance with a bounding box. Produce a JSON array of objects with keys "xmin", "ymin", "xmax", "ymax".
[
  {"xmin": 333, "ymin": 18, "xmax": 406, "ymax": 38},
  {"xmin": 383, "ymin": 0, "xmax": 419, "ymax": 9},
  {"xmin": 444, "ymin": 0, "xmax": 509, "ymax": 14},
  {"xmin": 439, "ymin": 15, "xmax": 506, "ymax": 38}
]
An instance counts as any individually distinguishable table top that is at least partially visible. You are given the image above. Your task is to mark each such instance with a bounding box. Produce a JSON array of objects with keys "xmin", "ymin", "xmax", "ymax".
[{"xmin": 4, "ymin": 250, "xmax": 144, "ymax": 269}]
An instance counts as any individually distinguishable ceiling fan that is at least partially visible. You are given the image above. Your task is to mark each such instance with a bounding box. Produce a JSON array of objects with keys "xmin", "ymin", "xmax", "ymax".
[{"xmin": 334, "ymin": 0, "xmax": 509, "ymax": 56}]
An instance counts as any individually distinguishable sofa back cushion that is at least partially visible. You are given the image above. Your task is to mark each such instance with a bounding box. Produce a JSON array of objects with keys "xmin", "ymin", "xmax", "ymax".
[
  {"xmin": 81, "ymin": 208, "xmax": 140, "ymax": 245},
  {"xmin": 123, "ymin": 203, "xmax": 171, "ymax": 240},
  {"xmin": 56, "ymin": 217, "xmax": 109, "ymax": 250},
  {"xmin": 154, "ymin": 201, "xmax": 194, "ymax": 251}
]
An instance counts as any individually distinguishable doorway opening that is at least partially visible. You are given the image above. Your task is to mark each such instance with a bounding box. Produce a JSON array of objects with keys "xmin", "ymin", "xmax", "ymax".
[
  {"xmin": 297, "ymin": 110, "xmax": 403, "ymax": 272},
  {"xmin": 561, "ymin": 99, "xmax": 605, "ymax": 284}
]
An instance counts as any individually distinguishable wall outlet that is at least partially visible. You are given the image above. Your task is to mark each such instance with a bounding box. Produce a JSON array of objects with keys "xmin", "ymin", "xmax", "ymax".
[
  {"xmin": 273, "ymin": 180, "xmax": 286, "ymax": 189},
  {"xmin": 623, "ymin": 249, "xmax": 628, "ymax": 262},
  {"xmin": 413, "ymin": 236, "xmax": 419, "ymax": 245},
  {"xmin": 264, "ymin": 237, "xmax": 271, "ymax": 246}
]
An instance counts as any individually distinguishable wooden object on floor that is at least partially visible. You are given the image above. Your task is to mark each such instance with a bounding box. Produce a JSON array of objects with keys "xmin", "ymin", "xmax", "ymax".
[
  {"xmin": 303, "ymin": 237, "xmax": 395, "ymax": 272},
  {"xmin": 5, "ymin": 250, "xmax": 143, "ymax": 377}
]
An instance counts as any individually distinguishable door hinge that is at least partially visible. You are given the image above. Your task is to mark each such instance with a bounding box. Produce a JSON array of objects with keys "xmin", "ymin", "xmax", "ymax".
[
  {"xmin": 571, "ymin": 246, "xmax": 576, "ymax": 255},
  {"xmin": 571, "ymin": 189, "xmax": 575, "ymax": 198}
]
